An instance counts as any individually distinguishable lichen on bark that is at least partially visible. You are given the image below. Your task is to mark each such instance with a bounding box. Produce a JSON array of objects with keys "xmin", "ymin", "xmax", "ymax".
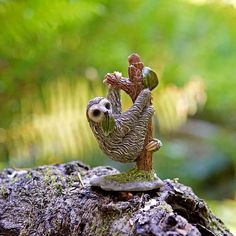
[{"xmin": 104, "ymin": 167, "xmax": 157, "ymax": 182}]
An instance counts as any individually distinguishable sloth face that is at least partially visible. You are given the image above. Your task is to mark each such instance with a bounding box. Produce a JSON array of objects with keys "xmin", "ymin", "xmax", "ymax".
[{"xmin": 87, "ymin": 98, "xmax": 112, "ymax": 123}]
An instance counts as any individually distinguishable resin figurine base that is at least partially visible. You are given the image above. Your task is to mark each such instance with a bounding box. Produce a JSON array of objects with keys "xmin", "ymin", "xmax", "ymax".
[{"xmin": 90, "ymin": 168, "xmax": 164, "ymax": 191}]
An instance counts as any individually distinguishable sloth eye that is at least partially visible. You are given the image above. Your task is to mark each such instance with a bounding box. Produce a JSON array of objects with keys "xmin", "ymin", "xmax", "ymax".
[
  {"xmin": 93, "ymin": 109, "xmax": 101, "ymax": 117},
  {"xmin": 105, "ymin": 103, "xmax": 111, "ymax": 109}
]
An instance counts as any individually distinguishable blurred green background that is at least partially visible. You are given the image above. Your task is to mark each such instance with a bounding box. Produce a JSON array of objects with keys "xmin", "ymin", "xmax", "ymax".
[{"xmin": 0, "ymin": 0, "xmax": 235, "ymax": 233}]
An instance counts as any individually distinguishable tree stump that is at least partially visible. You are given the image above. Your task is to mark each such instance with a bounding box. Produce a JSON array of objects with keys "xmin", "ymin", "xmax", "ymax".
[{"xmin": 0, "ymin": 161, "xmax": 232, "ymax": 235}]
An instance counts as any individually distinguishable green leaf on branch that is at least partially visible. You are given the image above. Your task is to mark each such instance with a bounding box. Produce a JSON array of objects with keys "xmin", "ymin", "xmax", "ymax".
[{"xmin": 142, "ymin": 67, "xmax": 159, "ymax": 90}]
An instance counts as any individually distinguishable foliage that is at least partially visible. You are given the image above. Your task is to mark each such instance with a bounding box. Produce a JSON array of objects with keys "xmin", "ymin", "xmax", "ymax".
[{"xmin": 0, "ymin": 0, "xmax": 236, "ymax": 128}]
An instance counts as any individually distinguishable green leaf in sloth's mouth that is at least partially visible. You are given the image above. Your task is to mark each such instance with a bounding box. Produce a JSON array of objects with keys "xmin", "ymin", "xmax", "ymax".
[{"xmin": 101, "ymin": 115, "xmax": 115, "ymax": 136}]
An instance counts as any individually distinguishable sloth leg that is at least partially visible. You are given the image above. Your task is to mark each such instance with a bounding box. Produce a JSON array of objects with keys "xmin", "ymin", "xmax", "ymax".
[
  {"xmin": 132, "ymin": 105, "xmax": 154, "ymax": 141},
  {"xmin": 135, "ymin": 105, "xmax": 154, "ymax": 131},
  {"xmin": 120, "ymin": 106, "xmax": 154, "ymax": 156},
  {"xmin": 138, "ymin": 107, "xmax": 162, "ymax": 152},
  {"xmin": 118, "ymin": 88, "xmax": 151, "ymax": 137}
]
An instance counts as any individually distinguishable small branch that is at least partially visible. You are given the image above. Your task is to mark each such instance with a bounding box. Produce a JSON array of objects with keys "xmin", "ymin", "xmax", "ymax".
[
  {"xmin": 136, "ymin": 121, "xmax": 153, "ymax": 171},
  {"xmin": 104, "ymin": 53, "xmax": 145, "ymax": 102}
]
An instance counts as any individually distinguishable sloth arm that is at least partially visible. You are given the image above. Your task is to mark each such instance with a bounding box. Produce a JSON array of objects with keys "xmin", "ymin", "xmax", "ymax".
[{"xmin": 107, "ymin": 88, "xmax": 122, "ymax": 115}]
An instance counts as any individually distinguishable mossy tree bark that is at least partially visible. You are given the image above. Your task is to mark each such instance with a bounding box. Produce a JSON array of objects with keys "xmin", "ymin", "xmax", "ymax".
[{"xmin": 0, "ymin": 161, "xmax": 232, "ymax": 235}]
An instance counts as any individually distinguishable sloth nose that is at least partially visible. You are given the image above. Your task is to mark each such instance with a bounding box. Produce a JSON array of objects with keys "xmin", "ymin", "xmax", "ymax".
[{"xmin": 104, "ymin": 111, "xmax": 109, "ymax": 116}]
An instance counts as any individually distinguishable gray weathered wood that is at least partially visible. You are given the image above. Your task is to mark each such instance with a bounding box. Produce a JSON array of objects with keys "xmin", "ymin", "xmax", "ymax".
[{"xmin": 0, "ymin": 161, "xmax": 233, "ymax": 235}]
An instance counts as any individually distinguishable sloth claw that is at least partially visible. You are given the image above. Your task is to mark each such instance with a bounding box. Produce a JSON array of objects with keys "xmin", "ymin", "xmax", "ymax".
[{"xmin": 145, "ymin": 138, "xmax": 162, "ymax": 152}]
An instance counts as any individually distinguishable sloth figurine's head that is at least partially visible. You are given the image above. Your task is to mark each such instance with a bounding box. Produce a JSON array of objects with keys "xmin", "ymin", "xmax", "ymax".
[{"xmin": 86, "ymin": 97, "xmax": 115, "ymax": 136}]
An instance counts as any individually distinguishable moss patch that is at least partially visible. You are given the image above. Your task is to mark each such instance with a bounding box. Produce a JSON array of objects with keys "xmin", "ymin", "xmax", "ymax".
[{"xmin": 104, "ymin": 167, "xmax": 157, "ymax": 183}]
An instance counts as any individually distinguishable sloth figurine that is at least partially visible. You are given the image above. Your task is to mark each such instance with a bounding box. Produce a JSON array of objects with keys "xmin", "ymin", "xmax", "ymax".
[{"xmin": 86, "ymin": 78, "xmax": 161, "ymax": 163}]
